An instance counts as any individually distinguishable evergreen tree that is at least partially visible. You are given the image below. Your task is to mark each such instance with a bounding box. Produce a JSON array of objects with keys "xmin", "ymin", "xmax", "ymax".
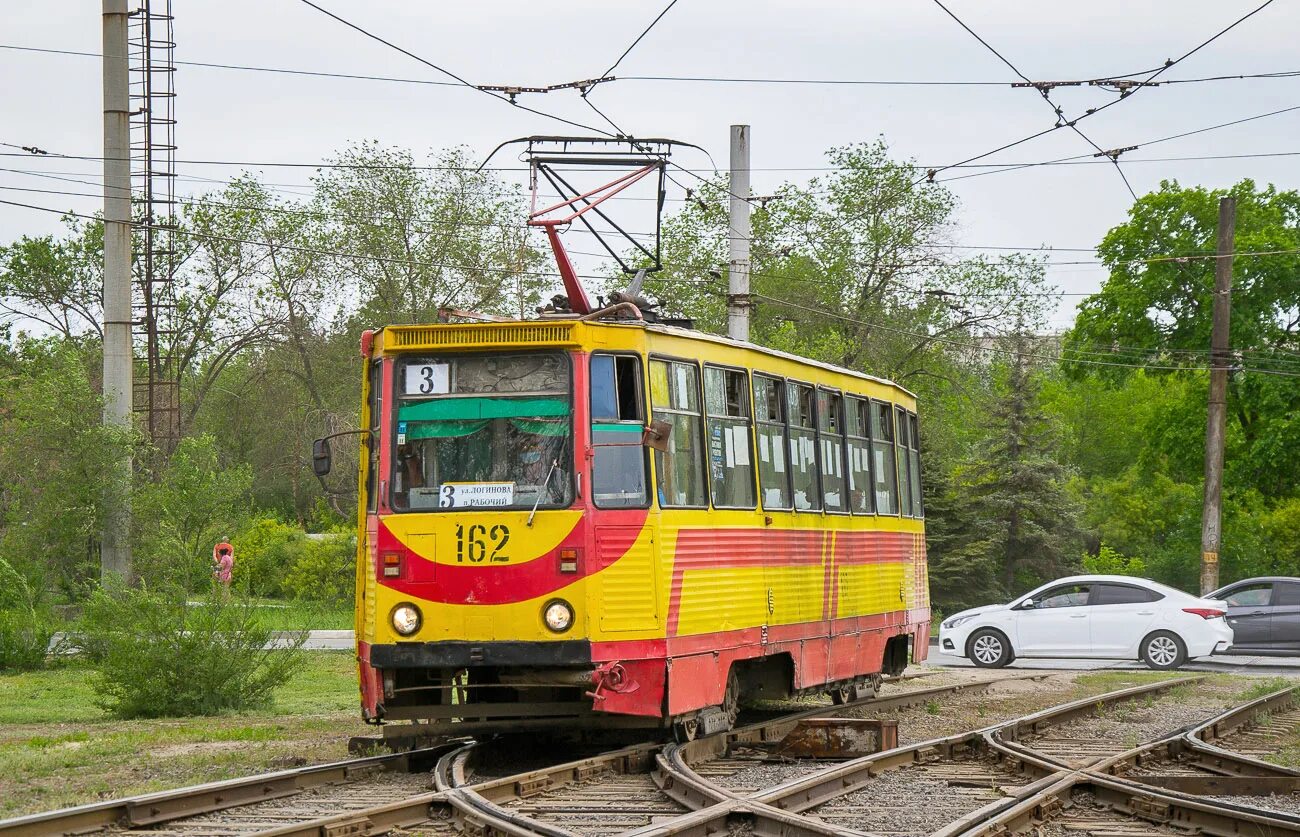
[{"xmin": 929, "ymin": 335, "xmax": 1082, "ymax": 609}]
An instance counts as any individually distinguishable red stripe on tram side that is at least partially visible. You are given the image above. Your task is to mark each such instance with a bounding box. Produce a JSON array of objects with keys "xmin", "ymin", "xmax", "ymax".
[{"xmin": 374, "ymin": 508, "xmax": 649, "ymax": 604}]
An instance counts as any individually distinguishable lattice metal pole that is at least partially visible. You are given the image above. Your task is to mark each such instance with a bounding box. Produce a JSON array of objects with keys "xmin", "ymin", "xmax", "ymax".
[{"xmin": 130, "ymin": 0, "xmax": 180, "ymax": 454}]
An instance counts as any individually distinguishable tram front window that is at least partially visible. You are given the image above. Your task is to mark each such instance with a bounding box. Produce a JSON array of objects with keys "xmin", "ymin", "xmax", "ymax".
[{"xmin": 392, "ymin": 353, "xmax": 573, "ymax": 511}]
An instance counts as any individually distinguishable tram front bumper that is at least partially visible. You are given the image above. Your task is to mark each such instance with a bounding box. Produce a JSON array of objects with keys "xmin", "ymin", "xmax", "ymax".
[{"xmin": 369, "ymin": 639, "xmax": 592, "ymax": 668}]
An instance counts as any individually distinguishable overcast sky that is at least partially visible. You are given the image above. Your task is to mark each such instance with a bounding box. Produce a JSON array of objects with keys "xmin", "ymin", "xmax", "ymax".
[{"xmin": 3, "ymin": 1, "xmax": 1297, "ymax": 329}]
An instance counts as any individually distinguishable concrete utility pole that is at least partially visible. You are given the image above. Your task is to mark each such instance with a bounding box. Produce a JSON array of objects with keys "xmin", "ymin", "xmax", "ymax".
[
  {"xmin": 102, "ymin": 0, "xmax": 134, "ymax": 581},
  {"xmin": 1200, "ymin": 196, "xmax": 1235, "ymax": 595},
  {"xmin": 727, "ymin": 124, "xmax": 751, "ymax": 342}
]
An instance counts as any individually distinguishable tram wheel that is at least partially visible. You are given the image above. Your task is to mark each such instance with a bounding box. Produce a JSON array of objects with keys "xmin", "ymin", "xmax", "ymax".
[
  {"xmin": 829, "ymin": 678, "xmax": 878, "ymax": 705},
  {"xmin": 721, "ymin": 669, "xmax": 740, "ymax": 728},
  {"xmin": 672, "ymin": 717, "xmax": 699, "ymax": 743}
]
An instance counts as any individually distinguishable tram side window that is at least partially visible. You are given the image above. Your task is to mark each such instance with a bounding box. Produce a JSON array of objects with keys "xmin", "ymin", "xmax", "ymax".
[
  {"xmin": 704, "ymin": 367, "xmax": 756, "ymax": 509},
  {"xmin": 870, "ymin": 400, "xmax": 898, "ymax": 514},
  {"xmin": 590, "ymin": 354, "xmax": 648, "ymax": 508},
  {"xmin": 845, "ymin": 396, "xmax": 873, "ymax": 515},
  {"xmin": 753, "ymin": 375, "xmax": 791, "ymax": 510},
  {"xmin": 896, "ymin": 405, "xmax": 914, "ymax": 517},
  {"xmin": 366, "ymin": 359, "xmax": 382, "ymax": 513},
  {"xmin": 787, "ymin": 382, "xmax": 821, "ymax": 511},
  {"xmin": 818, "ymin": 390, "xmax": 846, "ymax": 512},
  {"xmin": 649, "ymin": 359, "xmax": 707, "ymax": 507},
  {"xmin": 908, "ymin": 412, "xmax": 923, "ymax": 517}
]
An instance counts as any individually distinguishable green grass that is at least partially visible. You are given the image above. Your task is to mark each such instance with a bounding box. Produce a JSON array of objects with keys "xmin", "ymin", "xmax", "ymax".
[
  {"xmin": 242, "ymin": 599, "xmax": 353, "ymax": 631},
  {"xmin": 1072, "ymin": 671, "xmax": 1180, "ymax": 693},
  {"xmin": 0, "ymin": 652, "xmax": 368, "ymax": 816},
  {"xmin": 1235, "ymin": 677, "xmax": 1297, "ymax": 702}
]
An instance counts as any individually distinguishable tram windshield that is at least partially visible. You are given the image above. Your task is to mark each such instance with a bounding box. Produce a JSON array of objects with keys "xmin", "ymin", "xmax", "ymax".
[{"xmin": 390, "ymin": 352, "xmax": 573, "ymax": 511}]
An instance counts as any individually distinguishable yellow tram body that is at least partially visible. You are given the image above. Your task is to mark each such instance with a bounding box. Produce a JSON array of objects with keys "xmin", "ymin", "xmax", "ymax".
[{"xmin": 353, "ymin": 319, "xmax": 929, "ymax": 732}]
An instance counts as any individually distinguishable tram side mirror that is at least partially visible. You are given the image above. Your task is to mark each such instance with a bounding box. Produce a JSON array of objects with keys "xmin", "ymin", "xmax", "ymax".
[
  {"xmin": 312, "ymin": 438, "xmax": 332, "ymax": 477},
  {"xmin": 642, "ymin": 419, "xmax": 672, "ymax": 452}
]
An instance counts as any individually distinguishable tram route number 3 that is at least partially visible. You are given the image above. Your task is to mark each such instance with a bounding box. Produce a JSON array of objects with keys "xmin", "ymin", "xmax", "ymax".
[{"xmin": 455, "ymin": 523, "xmax": 510, "ymax": 563}]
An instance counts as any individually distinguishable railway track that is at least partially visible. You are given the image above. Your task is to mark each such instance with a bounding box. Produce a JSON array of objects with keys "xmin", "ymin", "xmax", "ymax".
[
  {"xmin": 0, "ymin": 673, "xmax": 999, "ymax": 837},
  {"xmin": 7, "ymin": 672, "xmax": 1300, "ymax": 837}
]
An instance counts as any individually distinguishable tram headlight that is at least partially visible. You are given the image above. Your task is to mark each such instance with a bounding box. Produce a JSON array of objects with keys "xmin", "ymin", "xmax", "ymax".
[
  {"xmin": 543, "ymin": 599, "xmax": 575, "ymax": 633},
  {"xmin": 390, "ymin": 603, "xmax": 422, "ymax": 636}
]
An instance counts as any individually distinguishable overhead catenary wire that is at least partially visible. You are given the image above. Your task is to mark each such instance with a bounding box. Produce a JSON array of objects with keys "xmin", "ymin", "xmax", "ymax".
[
  {"xmin": 6, "ymin": 193, "xmax": 1300, "ymax": 373},
  {"xmin": 919, "ymin": 0, "xmax": 1280, "ymax": 187},
  {"xmin": 649, "ymin": 271, "xmax": 1300, "ymax": 370},
  {"xmin": 10, "ymin": 95, "xmax": 1300, "ymax": 179},
  {"xmin": 1064, "ymin": 0, "xmax": 1278, "ymax": 126},
  {"xmin": 598, "ymin": 0, "xmax": 682, "ymax": 80},
  {"xmin": 936, "ymin": 103, "xmax": 1300, "ymax": 185},
  {"xmin": 0, "ymin": 195, "xmax": 611, "ymax": 284},
  {"xmin": 10, "ymin": 178, "xmax": 1300, "ymax": 273},
  {"xmin": 8, "ymin": 42, "xmax": 1300, "ymax": 91},
  {"xmin": 929, "ymin": 0, "xmax": 1136, "ymax": 199},
  {"xmin": 294, "ymin": 0, "xmax": 616, "ymax": 138},
  {"xmin": 663, "ymin": 267, "xmax": 1300, "ymax": 370},
  {"xmin": 748, "ymin": 290, "xmax": 1300, "ymax": 378}
]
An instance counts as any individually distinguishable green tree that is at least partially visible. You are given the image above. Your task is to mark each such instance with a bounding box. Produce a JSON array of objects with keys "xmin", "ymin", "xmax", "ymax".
[
  {"xmin": 1067, "ymin": 179, "xmax": 1300, "ymax": 500},
  {"xmin": 313, "ymin": 142, "xmax": 549, "ymax": 325},
  {"xmin": 0, "ymin": 338, "xmax": 131, "ymax": 599},
  {"xmin": 0, "ymin": 216, "xmax": 104, "ymax": 340}
]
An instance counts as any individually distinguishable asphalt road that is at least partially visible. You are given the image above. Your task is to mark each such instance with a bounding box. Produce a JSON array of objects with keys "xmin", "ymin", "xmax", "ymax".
[
  {"xmin": 302, "ymin": 632, "xmax": 1300, "ymax": 675},
  {"xmin": 925, "ymin": 640, "xmax": 1300, "ymax": 676}
]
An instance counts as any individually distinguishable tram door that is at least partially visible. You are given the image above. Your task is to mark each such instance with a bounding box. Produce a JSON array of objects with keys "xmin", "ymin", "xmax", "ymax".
[{"xmin": 590, "ymin": 354, "xmax": 660, "ymax": 633}]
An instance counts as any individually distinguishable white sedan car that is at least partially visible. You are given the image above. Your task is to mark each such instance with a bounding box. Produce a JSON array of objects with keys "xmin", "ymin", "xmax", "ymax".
[{"xmin": 938, "ymin": 575, "xmax": 1233, "ymax": 670}]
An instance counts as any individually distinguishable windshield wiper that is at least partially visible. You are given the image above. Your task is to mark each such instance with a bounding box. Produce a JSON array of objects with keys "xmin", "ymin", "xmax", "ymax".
[{"xmin": 527, "ymin": 458, "xmax": 560, "ymax": 528}]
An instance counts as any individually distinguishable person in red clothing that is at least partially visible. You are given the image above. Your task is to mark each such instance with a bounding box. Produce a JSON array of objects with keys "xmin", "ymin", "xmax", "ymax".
[{"xmin": 213, "ymin": 539, "xmax": 234, "ymax": 598}]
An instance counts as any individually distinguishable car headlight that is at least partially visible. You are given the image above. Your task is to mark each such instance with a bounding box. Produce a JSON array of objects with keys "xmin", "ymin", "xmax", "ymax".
[
  {"xmin": 942, "ymin": 614, "xmax": 976, "ymax": 630},
  {"xmin": 390, "ymin": 603, "xmax": 422, "ymax": 636},
  {"xmin": 543, "ymin": 599, "xmax": 574, "ymax": 633}
]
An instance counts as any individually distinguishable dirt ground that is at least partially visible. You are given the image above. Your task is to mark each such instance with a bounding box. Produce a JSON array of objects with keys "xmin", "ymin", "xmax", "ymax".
[{"xmin": 0, "ymin": 652, "xmax": 373, "ymax": 817}]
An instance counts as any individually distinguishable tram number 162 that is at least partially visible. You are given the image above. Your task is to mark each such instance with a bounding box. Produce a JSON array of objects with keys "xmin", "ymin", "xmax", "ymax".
[{"xmin": 455, "ymin": 523, "xmax": 510, "ymax": 563}]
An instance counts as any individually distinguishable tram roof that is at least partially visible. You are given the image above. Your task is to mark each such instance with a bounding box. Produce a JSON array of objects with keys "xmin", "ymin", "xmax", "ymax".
[
  {"xmin": 639, "ymin": 321, "xmax": 916, "ymax": 400},
  {"xmin": 378, "ymin": 318, "xmax": 916, "ymax": 401}
]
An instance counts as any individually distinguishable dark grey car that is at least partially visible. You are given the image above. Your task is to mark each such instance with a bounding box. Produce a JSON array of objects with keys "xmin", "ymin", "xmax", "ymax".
[{"xmin": 1209, "ymin": 577, "xmax": 1300, "ymax": 655}]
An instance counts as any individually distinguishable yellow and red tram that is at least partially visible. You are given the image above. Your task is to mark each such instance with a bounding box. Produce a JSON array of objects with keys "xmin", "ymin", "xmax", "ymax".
[{"xmin": 350, "ymin": 318, "xmax": 929, "ymax": 738}]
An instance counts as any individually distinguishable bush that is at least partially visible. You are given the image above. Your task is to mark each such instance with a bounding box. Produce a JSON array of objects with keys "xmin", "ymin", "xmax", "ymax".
[
  {"xmin": 282, "ymin": 534, "xmax": 356, "ymax": 605},
  {"xmin": 0, "ymin": 557, "xmax": 54, "ymax": 672},
  {"xmin": 232, "ymin": 518, "xmax": 305, "ymax": 598},
  {"xmin": 80, "ymin": 585, "xmax": 306, "ymax": 718},
  {"xmin": 0, "ymin": 609, "xmax": 54, "ymax": 672},
  {"xmin": 1082, "ymin": 544, "xmax": 1147, "ymax": 578}
]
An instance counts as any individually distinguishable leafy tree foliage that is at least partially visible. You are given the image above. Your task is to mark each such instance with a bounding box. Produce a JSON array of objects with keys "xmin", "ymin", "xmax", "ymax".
[
  {"xmin": 1072, "ymin": 179, "xmax": 1300, "ymax": 361},
  {"xmin": 1068, "ymin": 179, "xmax": 1300, "ymax": 501},
  {"xmin": 0, "ymin": 216, "xmax": 104, "ymax": 340},
  {"xmin": 314, "ymin": 142, "xmax": 549, "ymax": 324},
  {"xmin": 1081, "ymin": 545, "xmax": 1146, "ymax": 577},
  {"xmin": 0, "ymin": 339, "xmax": 130, "ymax": 599}
]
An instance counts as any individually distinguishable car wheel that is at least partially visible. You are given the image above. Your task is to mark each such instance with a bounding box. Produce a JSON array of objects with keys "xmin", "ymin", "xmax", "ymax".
[
  {"xmin": 1141, "ymin": 631, "xmax": 1187, "ymax": 670},
  {"xmin": 967, "ymin": 629, "xmax": 1012, "ymax": 668}
]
